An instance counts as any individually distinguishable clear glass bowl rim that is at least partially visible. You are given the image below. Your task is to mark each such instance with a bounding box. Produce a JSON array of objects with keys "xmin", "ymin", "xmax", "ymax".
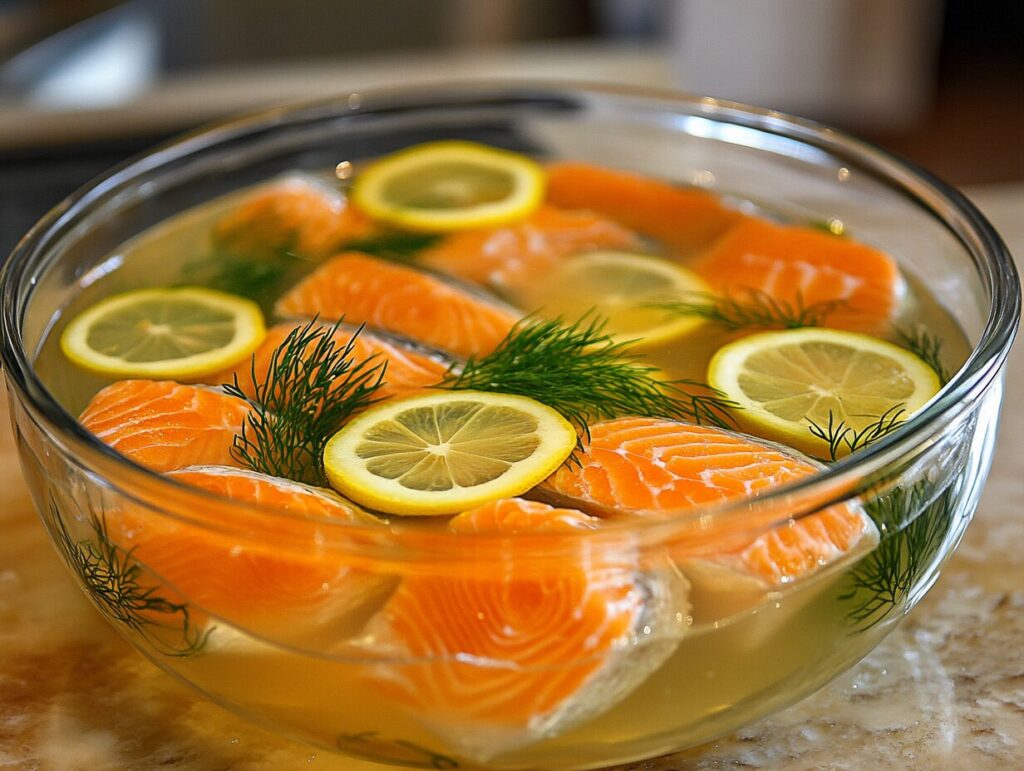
[{"xmin": 1, "ymin": 80, "xmax": 1019, "ymax": 549}]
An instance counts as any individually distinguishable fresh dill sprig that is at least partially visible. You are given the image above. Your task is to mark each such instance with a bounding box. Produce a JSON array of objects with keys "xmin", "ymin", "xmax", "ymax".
[
  {"xmin": 653, "ymin": 289, "xmax": 844, "ymax": 332},
  {"xmin": 841, "ymin": 479, "xmax": 956, "ymax": 630},
  {"xmin": 343, "ymin": 232, "xmax": 442, "ymax": 262},
  {"xmin": 805, "ymin": 404, "xmax": 956, "ymax": 629},
  {"xmin": 181, "ymin": 245, "xmax": 306, "ymax": 310},
  {"xmin": 51, "ymin": 495, "xmax": 208, "ymax": 656},
  {"xmin": 224, "ymin": 318, "xmax": 386, "ymax": 486},
  {"xmin": 896, "ymin": 325, "xmax": 950, "ymax": 385},
  {"xmin": 205, "ymin": 250, "xmax": 297, "ymax": 302},
  {"xmin": 438, "ymin": 315, "xmax": 736, "ymax": 447},
  {"xmin": 806, "ymin": 404, "xmax": 907, "ymax": 462}
]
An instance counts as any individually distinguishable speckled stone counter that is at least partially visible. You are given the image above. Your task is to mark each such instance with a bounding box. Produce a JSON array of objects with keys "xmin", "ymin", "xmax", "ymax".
[{"xmin": 1, "ymin": 186, "xmax": 1021, "ymax": 771}]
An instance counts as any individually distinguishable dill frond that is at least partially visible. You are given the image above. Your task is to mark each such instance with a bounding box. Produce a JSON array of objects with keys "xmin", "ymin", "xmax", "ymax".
[
  {"xmin": 225, "ymin": 318, "xmax": 386, "ymax": 486},
  {"xmin": 51, "ymin": 495, "xmax": 208, "ymax": 656},
  {"xmin": 841, "ymin": 480, "xmax": 957, "ymax": 630},
  {"xmin": 181, "ymin": 245, "xmax": 306, "ymax": 311},
  {"xmin": 438, "ymin": 315, "xmax": 736, "ymax": 447},
  {"xmin": 653, "ymin": 288, "xmax": 844, "ymax": 332},
  {"xmin": 806, "ymin": 404, "xmax": 907, "ymax": 462},
  {"xmin": 342, "ymin": 232, "xmax": 442, "ymax": 262},
  {"xmin": 896, "ymin": 325, "xmax": 950, "ymax": 385}
]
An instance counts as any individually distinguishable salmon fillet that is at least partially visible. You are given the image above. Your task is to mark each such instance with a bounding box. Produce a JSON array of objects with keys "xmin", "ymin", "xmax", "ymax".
[
  {"xmin": 358, "ymin": 497, "xmax": 684, "ymax": 756},
  {"xmin": 544, "ymin": 417, "xmax": 875, "ymax": 586},
  {"xmin": 274, "ymin": 252, "xmax": 520, "ymax": 358},
  {"xmin": 108, "ymin": 465, "xmax": 393, "ymax": 645},
  {"xmin": 213, "ymin": 177, "xmax": 374, "ymax": 259},
  {"xmin": 79, "ymin": 380, "xmax": 253, "ymax": 473},
  {"xmin": 545, "ymin": 162, "xmax": 744, "ymax": 255},
  {"xmin": 206, "ymin": 321, "xmax": 448, "ymax": 403},
  {"xmin": 694, "ymin": 217, "xmax": 904, "ymax": 333},
  {"xmin": 418, "ymin": 205, "xmax": 640, "ymax": 291}
]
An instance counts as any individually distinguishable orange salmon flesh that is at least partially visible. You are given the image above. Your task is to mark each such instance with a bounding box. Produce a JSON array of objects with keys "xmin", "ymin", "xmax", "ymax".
[
  {"xmin": 275, "ymin": 252, "xmax": 521, "ymax": 358},
  {"xmin": 544, "ymin": 417, "xmax": 875, "ymax": 585},
  {"xmin": 418, "ymin": 205, "xmax": 640, "ymax": 291},
  {"xmin": 78, "ymin": 380, "xmax": 253, "ymax": 473}
]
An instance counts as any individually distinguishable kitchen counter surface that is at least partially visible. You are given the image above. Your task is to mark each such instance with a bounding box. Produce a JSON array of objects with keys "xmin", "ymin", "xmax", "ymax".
[{"xmin": 1, "ymin": 185, "xmax": 1021, "ymax": 770}]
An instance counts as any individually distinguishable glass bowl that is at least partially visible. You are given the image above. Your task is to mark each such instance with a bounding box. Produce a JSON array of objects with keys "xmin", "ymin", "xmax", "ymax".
[{"xmin": 1, "ymin": 83, "xmax": 1018, "ymax": 770}]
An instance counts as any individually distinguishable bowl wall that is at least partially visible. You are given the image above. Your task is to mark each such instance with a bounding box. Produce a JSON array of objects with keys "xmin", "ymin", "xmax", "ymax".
[{"xmin": 2, "ymin": 83, "xmax": 1017, "ymax": 769}]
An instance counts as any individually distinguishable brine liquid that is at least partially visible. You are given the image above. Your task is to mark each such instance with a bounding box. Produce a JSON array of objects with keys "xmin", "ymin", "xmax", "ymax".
[
  {"xmin": 32, "ymin": 173, "xmax": 972, "ymax": 769},
  {"xmin": 137, "ymin": 562, "xmax": 887, "ymax": 770},
  {"xmin": 33, "ymin": 174, "xmax": 971, "ymax": 413}
]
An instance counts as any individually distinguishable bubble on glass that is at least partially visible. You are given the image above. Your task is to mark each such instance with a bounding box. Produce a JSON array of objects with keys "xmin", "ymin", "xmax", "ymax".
[
  {"xmin": 692, "ymin": 169, "xmax": 716, "ymax": 188},
  {"xmin": 335, "ymin": 161, "xmax": 354, "ymax": 181}
]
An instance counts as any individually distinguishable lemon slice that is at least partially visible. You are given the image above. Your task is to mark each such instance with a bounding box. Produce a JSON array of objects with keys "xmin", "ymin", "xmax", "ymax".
[
  {"xmin": 707, "ymin": 327, "xmax": 941, "ymax": 458},
  {"xmin": 516, "ymin": 251, "xmax": 711, "ymax": 350},
  {"xmin": 324, "ymin": 391, "xmax": 576, "ymax": 516},
  {"xmin": 350, "ymin": 141, "xmax": 545, "ymax": 232},
  {"xmin": 61, "ymin": 287, "xmax": 265, "ymax": 379}
]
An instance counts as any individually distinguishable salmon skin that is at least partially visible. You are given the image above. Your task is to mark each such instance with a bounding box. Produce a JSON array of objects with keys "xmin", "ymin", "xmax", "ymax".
[
  {"xmin": 417, "ymin": 205, "xmax": 641, "ymax": 292},
  {"xmin": 356, "ymin": 497, "xmax": 688, "ymax": 759},
  {"xmin": 206, "ymin": 320, "xmax": 450, "ymax": 403},
  {"xmin": 79, "ymin": 380, "xmax": 253, "ymax": 473},
  {"xmin": 544, "ymin": 417, "xmax": 876, "ymax": 587},
  {"xmin": 275, "ymin": 252, "xmax": 521, "ymax": 358},
  {"xmin": 694, "ymin": 217, "xmax": 905, "ymax": 334},
  {"xmin": 108, "ymin": 465, "xmax": 395, "ymax": 648}
]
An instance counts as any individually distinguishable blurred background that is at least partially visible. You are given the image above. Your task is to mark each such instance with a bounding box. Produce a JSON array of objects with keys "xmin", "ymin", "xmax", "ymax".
[{"xmin": 1, "ymin": 0, "xmax": 1022, "ymax": 256}]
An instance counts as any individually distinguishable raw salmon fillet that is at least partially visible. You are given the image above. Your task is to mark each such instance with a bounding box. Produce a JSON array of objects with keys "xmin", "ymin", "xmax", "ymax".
[
  {"xmin": 694, "ymin": 217, "xmax": 904, "ymax": 333},
  {"xmin": 109, "ymin": 465, "xmax": 393, "ymax": 644},
  {"xmin": 545, "ymin": 162, "xmax": 744, "ymax": 255},
  {"xmin": 214, "ymin": 177, "xmax": 374, "ymax": 259},
  {"xmin": 275, "ymin": 252, "xmax": 520, "ymax": 358},
  {"xmin": 418, "ymin": 205, "xmax": 640, "ymax": 291},
  {"xmin": 79, "ymin": 380, "xmax": 253, "ymax": 473},
  {"xmin": 206, "ymin": 321, "xmax": 448, "ymax": 403},
  {"xmin": 359, "ymin": 497, "xmax": 684, "ymax": 756},
  {"xmin": 544, "ymin": 417, "xmax": 875, "ymax": 586}
]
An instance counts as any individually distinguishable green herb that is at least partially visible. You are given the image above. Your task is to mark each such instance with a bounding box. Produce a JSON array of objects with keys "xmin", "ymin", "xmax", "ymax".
[
  {"xmin": 804, "ymin": 404, "xmax": 959, "ymax": 630},
  {"xmin": 225, "ymin": 318, "xmax": 386, "ymax": 486},
  {"xmin": 806, "ymin": 404, "xmax": 907, "ymax": 462},
  {"xmin": 807, "ymin": 217, "xmax": 848, "ymax": 237},
  {"xmin": 896, "ymin": 325, "xmax": 950, "ymax": 385},
  {"xmin": 842, "ymin": 479, "xmax": 957, "ymax": 630},
  {"xmin": 343, "ymin": 232, "xmax": 442, "ymax": 262},
  {"xmin": 181, "ymin": 246, "xmax": 306, "ymax": 310},
  {"xmin": 51, "ymin": 495, "xmax": 208, "ymax": 656},
  {"xmin": 654, "ymin": 289, "xmax": 844, "ymax": 332},
  {"xmin": 439, "ymin": 315, "xmax": 736, "ymax": 448}
]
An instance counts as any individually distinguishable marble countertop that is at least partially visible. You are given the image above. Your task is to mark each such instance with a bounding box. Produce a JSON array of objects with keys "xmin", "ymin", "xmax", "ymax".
[{"xmin": 1, "ymin": 185, "xmax": 1022, "ymax": 770}]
